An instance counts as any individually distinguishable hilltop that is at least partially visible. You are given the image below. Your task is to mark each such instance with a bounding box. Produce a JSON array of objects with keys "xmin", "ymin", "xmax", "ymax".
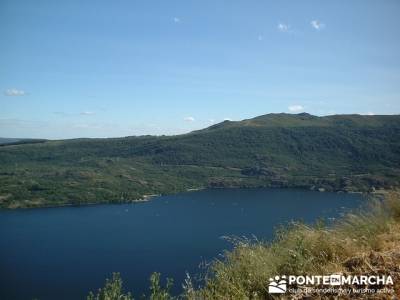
[
  {"xmin": 0, "ymin": 137, "xmax": 47, "ymax": 146},
  {"xmin": 0, "ymin": 113, "xmax": 399, "ymax": 208}
]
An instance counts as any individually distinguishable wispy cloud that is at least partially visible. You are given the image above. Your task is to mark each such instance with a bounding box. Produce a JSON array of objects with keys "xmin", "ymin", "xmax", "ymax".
[
  {"xmin": 173, "ymin": 17, "xmax": 180, "ymax": 23},
  {"xmin": 184, "ymin": 116, "xmax": 195, "ymax": 122},
  {"xmin": 310, "ymin": 20, "xmax": 325, "ymax": 30},
  {"xmin": 257, "ymin": 35, "xmax": 264, "ymax": 41},
  {"xmin": 288, "ymin": 105, "xmax": 304, "ymax": 112},
  {"xmin": 277, "ymin": 23, "xmax": 291, "ymax": 33},
  {"xmin": 4, "ymin": 88, "xmax": 26, "ymax": 96},
  {"xmin": 80, "ymin": 111, "xmax": 95, "ymax": 116},
  {"xmin": 53, "ymin": 111, "xmax": 68, "ymax": 116}
]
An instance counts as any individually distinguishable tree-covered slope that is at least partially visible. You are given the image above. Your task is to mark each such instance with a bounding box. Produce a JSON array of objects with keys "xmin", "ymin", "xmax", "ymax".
[{"xmin": 0, "ymin": 113, "xmax": 399, "ymax": 208}]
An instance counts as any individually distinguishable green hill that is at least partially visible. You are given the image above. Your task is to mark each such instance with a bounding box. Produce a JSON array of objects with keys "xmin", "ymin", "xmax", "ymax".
[
  {"xmin": 0, "ymin": 137, "xmax": 47, "ymax": 146},
  {"xmin": 0, "ymin": 113, "xmax": 399, "ymax": 208}
]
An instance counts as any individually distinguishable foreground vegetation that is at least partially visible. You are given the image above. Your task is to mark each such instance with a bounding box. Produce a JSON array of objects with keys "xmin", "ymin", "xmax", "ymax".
[
  {"xmin": 1, "ymin": 113, "xmax": 399, "ymax": 208},
  {"xmin": 88, "ymin": 191, "xmax": 400, "ymax": 299}
]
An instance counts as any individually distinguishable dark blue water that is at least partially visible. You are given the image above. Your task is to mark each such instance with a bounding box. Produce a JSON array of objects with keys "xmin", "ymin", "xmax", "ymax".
[{"xmin": 0, "ymin": 188, "xmax": 362, "ymax": 300}]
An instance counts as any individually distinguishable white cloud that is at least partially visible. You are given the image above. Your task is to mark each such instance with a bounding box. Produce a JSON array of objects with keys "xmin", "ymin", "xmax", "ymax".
[
  {"xmin": 184, "ymin": 116, "xmax": 195, "ymax": 122},
  {"xmin": 288, "ymin": 105, "xmax": 304, "ymax": 112},
  {"xmin": 80, "ymin": 111, "xmax": 95, "ymax": 115},
  {"xmin": 53, "ymin": 111, "xmax": 68, "ymax": 116},
  {"xmin": 311, "ymin": 20, "xmax": 325, "ymax": 30},
  {"xmin": 277, "ymin": 23, "xmax": 290, "ymax": 33},
  {"xmin": 173, "ymin": 17, "xmax": 180, "ymax": 23},
  {"xmin": 4, "ymin": 88, "xmax": 26, "ymax": 96}
]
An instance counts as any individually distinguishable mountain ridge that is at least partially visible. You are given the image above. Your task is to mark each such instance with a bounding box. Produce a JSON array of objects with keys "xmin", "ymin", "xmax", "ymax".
[{"xmin": 0, "ymin": 113, "xmax": 399, "ymax": 208}]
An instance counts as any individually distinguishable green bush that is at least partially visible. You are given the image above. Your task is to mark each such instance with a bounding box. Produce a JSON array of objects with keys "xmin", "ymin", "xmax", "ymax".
[{"xmin": 87, "ymin": 273, "xmax": 133, "ymax": 300}]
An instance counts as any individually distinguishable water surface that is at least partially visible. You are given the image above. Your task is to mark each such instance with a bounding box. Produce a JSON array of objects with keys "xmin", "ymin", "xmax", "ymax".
[{"xmin": 0, "ymin": 188, "xmax": 363, "ymax": 299}]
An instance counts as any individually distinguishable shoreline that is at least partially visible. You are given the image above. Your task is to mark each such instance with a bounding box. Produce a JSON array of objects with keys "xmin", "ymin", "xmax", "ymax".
[{"xmin": 0, "ymin": 185, "xmax": 377, "ymax": 210}]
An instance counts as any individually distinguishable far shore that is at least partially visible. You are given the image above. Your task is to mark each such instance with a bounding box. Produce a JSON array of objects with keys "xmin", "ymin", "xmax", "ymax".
[{"xmin": 0, "ymin": 185, "xmax": 380, "ymax": 210}]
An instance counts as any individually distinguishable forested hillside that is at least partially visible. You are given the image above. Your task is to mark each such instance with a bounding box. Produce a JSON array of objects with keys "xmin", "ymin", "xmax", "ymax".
[{"xmin": 1, "ymin": 113, "xmax": 399, "ymax": 208}]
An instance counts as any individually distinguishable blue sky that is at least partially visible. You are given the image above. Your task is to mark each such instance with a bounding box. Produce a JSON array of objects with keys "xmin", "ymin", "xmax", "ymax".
[{"xmin": 1, "ymin": 0, "xmax": 400, "ymax": 139}]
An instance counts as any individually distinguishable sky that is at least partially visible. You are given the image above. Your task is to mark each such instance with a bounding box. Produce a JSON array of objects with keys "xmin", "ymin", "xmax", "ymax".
[{"xmin": 1, "ymin": 0, "xmax": 400, "ymax": 139}]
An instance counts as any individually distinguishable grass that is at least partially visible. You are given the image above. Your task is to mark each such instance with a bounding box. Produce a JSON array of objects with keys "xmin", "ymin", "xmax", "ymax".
[
  {"xmin": 88, "ymin": 191, "xmax": 400, "ymax": 299},
  {"xmin": 192, "ymin": 191, "xmax": 400, "ymax": 299}
]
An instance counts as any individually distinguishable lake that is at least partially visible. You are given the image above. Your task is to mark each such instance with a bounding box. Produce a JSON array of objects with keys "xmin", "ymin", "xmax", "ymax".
[{"xmin": 0, "ymin": 188, "xmax": 363, "ymax": 299}]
